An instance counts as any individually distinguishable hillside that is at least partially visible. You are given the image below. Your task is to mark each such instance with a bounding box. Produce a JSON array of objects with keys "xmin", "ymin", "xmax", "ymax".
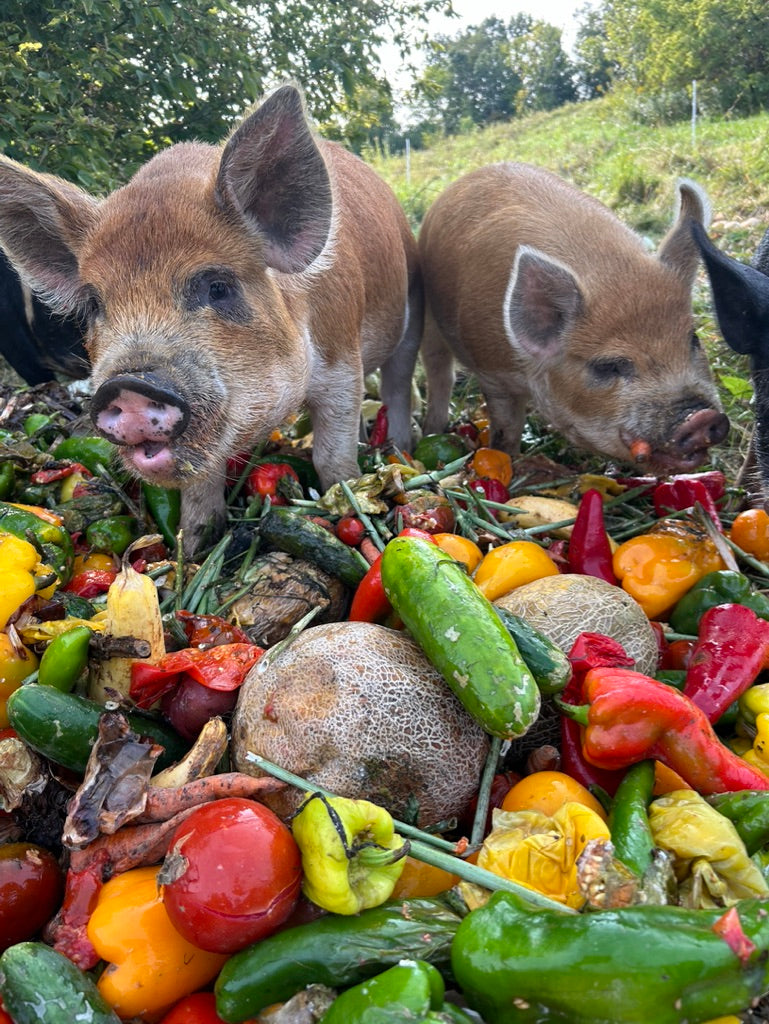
[{"xmin": 367, "ymin": 95, "xmax": 769, "ymax": 479}]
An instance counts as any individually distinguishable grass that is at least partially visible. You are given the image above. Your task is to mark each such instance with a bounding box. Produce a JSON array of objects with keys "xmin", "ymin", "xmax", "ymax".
[{"xmin": 366, "ymin": 94, "xmax": 769, "ymax": 482}]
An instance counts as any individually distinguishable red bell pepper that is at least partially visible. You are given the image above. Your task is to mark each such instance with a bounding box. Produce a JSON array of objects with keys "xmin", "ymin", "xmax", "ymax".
[
  {"xmin": 653, "ymin": 471, "xmax": 725, "ymax": 531},
  {"xmin": 245, "ymin": 462, "xmax": 300, "ymax": 505},
  {"xmin": 682, "ymin": 603, "xmax": 769, "ymax": 723},
  {"xmin": 130, "ymin": 642, "xmax": 263, "ymax": 708},
  {"xmin": 62, "ymin": 568, "xmax": 118, "ymax": 598},
  {"xmin": 567, "ymin": 488, "xmax": 617, "ymax": 584},
  {"xmin": 348, "ymin": 527, "xmax": 436, "ymax": 623},
  {"xmin": 560, "ymin": 667, "xmax": 769, "ymax": 794}
]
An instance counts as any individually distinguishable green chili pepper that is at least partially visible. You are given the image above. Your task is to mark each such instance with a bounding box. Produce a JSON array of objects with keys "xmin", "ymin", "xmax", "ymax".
[
  {"xmin": 52, "ymin": 436, "xmax": 118, "ymax": 477},
  {"xmin": 608, "ymin": 759, "xmax": 656, "ymax": 877},
  {"xmin": 0, "ymin": 462, "xmax": 15, "ymax": 501},
  {"xmin": 320, "ymin": 960, "xmax": 445, "ymax": 1023},
  {"xmin": 142, "ymin": 483, "xmax": 181, "ymax": 549},
  {"xmin": 669, "ymin": 570, "xmax": 769, "ymax": 635},
  {"xmin": 37, "ymin": 625, "xmax": 93, "ymax": 693},
  {"xmin": 707, "ymin": 790, "xmax": 769, "ymax": 856},
  {"xmin": 451, "ymin": 889, "xmax": 769, "ymax": 1024},
  {"xmin": 0, "ymin": 502, "xmax": 74, "ymax": 584},
  {"xmin": 85, "ymin": 516, "xmax": 139, "ymax": 556}
]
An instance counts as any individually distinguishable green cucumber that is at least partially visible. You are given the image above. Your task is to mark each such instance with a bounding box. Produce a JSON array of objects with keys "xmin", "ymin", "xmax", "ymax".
[
  {"xmin": 7, "ymin": 683, "xmax": 189, "ymax": 774},
  {"xmin": 0, "ymin": 941, "xmax": 121, "ymax": 1024},
  {"xmin": 259, "ymin": 507, "xmax": 367, "ymax": 587},
  {"xmin": 380, "ymin": 537, "xmax": 540, "ymax": 738},
  {"xmin": 494, "ymin": 607, "xmax": 571, "ymax": 695}
]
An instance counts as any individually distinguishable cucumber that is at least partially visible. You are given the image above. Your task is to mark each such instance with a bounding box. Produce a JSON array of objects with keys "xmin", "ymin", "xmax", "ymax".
[
  {"xmin": 380, "ymin": 537, "xmax": 540, "ymax": 738},
  {"xmin": 259, "ymin": 507, "xmax": 367, "ymax": 587},
  {"xmin": 494, "ymin": 607, "xmax": 571, "ymax": 695},
  {"xmin": 7, "ymin": 683, "xmax": 189, "ymax": 774},
  {"xmin": 0, "ymin": 941, "xmax": 121, "ymax": 1024}
]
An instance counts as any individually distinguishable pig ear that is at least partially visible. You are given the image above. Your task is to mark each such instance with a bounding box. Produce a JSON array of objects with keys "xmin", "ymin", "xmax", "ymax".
[
  {"xmin": 691, "ymin": 219, "xmax": 769, "ymax": 358},
  {"xmin": 657, "ymin": 178, "xmax": 710, "ymax": 287},
  {"xmin": 504, "ymin": 246, "xmax": 583, "ymax": 359},
  {"xmin": 216, "ymin": 84, "xmax": 333, "ymax": 274},
  {"xmin": 0, "ymin": 158, "xmax": 98, "ymax": 315}
]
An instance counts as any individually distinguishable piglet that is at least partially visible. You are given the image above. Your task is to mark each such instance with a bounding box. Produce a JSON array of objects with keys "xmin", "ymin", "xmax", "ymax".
[
  {"xmin": 692, "ymin": 219, "xmax": 769, "ymax": 501},
  {"xmin": 418, "ymin": 163, "xmax": 729, "ymax": 472},
  {"xmin": 0, "ymin": 84, "xmax": 421, "ymax": 550}
]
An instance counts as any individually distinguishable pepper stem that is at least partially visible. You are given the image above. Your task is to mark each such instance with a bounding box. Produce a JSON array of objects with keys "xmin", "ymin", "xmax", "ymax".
[
  {"xmin": 553, "ymin": 696, "xmax": 590, "ymax": 726},
  {"xmin": 355, "ymin": 841, "xmax": 410, "ymax": 866}
]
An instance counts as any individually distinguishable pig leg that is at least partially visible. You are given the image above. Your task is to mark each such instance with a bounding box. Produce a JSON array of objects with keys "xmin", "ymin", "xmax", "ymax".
[
  {"xmin": 477, "ymin": 373, "xmax": 530, "ymax": 456},
  {"xmin": 307, "ymin": 357, "xmax": 366, "ymax": 491},
  {"xmin": 180, "ymin": 466, "xmax": 227, "ymax": 554},
  {"xmin": 379, "ymin": 283, "xmax": 423, "ymax": 452},
  {"xmin": 421, "ymin": 309, "xmax": 456, "ymax": 436}
]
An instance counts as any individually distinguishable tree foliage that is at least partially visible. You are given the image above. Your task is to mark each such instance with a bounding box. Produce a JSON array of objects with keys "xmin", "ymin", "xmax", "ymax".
[
  {"xmin": 572, "ymin": 3, "xmax": 614, "ymax": 100},
  {"xmin": 0, "ymin": 0, "xmax": 445, "ymax": 190},
  {"xmin": 602, "ymin": 0, "xmax": 769, "ymax": 117},
  {"xmin": 510, "ymin": 20, "xmax": 577, "ymax": 114}
]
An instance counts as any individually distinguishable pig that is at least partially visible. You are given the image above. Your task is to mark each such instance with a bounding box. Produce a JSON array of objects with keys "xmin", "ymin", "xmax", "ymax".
[
  {"xmin": 692, "ymin": 219, "xmax": 769, "ymax": 501},
  {"xmin": 0, "ymin": 248, "xmax": 88, "ymax": 385},
  {"xmin": 0, "ymin": 84, "xmax": 421, "ymax": 549},
  {"xmin": 418, "ymin": 163, "xmax": 729, "ymax": 472}
]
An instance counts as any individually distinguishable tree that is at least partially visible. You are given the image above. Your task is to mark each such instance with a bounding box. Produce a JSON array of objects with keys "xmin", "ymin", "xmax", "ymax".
[
  {"xmin": 509, "ymin": 20, "xmax": 577, "ymax": 114},
  {"xmin": 572, "ymin": 3, "xmax": 614, "ymax": 100},
  {"xmin": 602, "ymin": 0, "xmax": 769, "ymax": 117},
  {"xmin": 0, "ymin": 0, "xmax": 446, "ymax": 190}
]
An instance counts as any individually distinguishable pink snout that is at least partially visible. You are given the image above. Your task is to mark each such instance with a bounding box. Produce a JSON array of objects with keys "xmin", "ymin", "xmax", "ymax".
[
  {"xmin": 90, "ymin": 372, "xmax": 189, "ymax": 447},
  {"xmin": 670, "ymin": 407, "xmax": 729, "ymax": 458}
]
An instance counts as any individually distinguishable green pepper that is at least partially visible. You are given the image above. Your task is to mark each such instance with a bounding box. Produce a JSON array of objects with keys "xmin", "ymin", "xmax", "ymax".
[
  {"xmin": 142, "ymin": 482, "xmax": 181, "ymax": 549},
  {"xmin": 0, "ymin": 462, "xmax": 15, "ymax": 501},
  {"xmin": 707, "ymin": 790, "xmax": 769, "ymax": 856},
  {"xmin": 23, "ymin": 413, "xmax": 54, "ymax": 438},
  {"xmin": 608, "ymin": 759, "xmax": 656, "ymax": 877},
  {"xmin": 215, "ymin": 895, "xmax": 465, "ymax": 1022},
  {"xmin": 37, "ymin": 625, "xmax": 93, "ymax": 693},
  {"xmin": 52, "ymin": 436, "xmax": 118, "ymax": 477},
  {"xmin": 451, "ymin": 889, "xmax": 769, "ymax": 1023},
  {"xmin": 320, "ymin": 960, "xmax": 445, "ymax": 1023},
  {"xmin": 0, "ymin": 502, "xmax": 74, "ymax": 584},
  {"xmin": 669, "ymin": 570, "xmax": 769, "ymax": 635},
  {"xmin": 86, "ymin": 515, "xmax": 139, "ymax": 556}
]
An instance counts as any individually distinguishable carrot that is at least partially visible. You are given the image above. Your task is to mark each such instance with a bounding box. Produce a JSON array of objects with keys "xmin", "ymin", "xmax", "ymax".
[
  {"xmin": 139, "ymin": 771, "xmax": 285, "ymax": 823},
  {"xmin": 359, "ymin": 536, "xmax": 381, "ymax": 565},
  {"xmin": 629, "ymin": 438, "xmax": 652, "ymax": 462}
]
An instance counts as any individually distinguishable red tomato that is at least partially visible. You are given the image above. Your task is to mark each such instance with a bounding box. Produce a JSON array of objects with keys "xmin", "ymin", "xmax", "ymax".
[
  {"xmin": 335, "ymin": 514, "xmax": 366, "ymax": 547},
  {"xmin": 245, "ymin": 462, "xmax": 299, "ymax": 504},
  {"xmin": 0, "ymin": 842, "xmax": 65, "ymax": 952},
  {"xmin": 161, "ymin": 797, "xmax": 302, "ymax": 954},
  {"xmin": 158, "ymin": 991, "xmax": 257, "ymax": 1024}
]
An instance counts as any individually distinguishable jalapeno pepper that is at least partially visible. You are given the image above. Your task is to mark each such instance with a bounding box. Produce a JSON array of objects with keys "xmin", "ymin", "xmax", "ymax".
[
  {"xmin": 142, "ymin": 483, "xmax": 181, "ymax": 549},
  {"xmin": 37, "ymin": 625, "xmax": 93, "ymax": 693},
  {"xmin": 608, "ymin": 759, "xmax": 656, "ymax": 877}
]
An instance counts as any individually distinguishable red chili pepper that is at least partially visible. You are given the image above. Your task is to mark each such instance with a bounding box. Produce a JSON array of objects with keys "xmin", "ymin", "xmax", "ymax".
[
  {"xmin": 567, "ymin": 489, "xmax": 617, "ymax": 584},
  {"xmin": 62, "ymin": 568, "xmax": 118, "ymax": 598},
  {"xmin": 348, "ymin": 528, "xmax": 436, "ymax": 623},
  {"xmin": 130, "ymin": 642, "xmax": 264, "ymax": 708},
  {"xmin": 30, "ymin": 462, "xmax": 92, "ymax": 484},
  {"xmin": 558, "ymin": 633, "xmax": 633, "ymax": 797},
  {"xmin": 368, "ymin": 405, "xmax": 389, "ymax": 448},
  {"xmin": 245, "ymin": 462, "xmax": 300, "ymax": 504},
  {"xmin": 561, "ymin": 667, "xmax": 769, "ymax": 794},
  {"xmin": 45, "ymin": 851, "xmax": 110, "ymax": 970},
  {"xmin": 653, "ymin": 473, "xmax": 724, "ymax": 531},
  {"xmin": 682, "ymin": 603, "xmax": 769, "ymax": 722}
]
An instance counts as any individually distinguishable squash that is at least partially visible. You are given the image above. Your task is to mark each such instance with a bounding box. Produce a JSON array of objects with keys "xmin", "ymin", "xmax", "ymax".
[
  {"xmin": 494, "ymin": 573, "xmax": 658, "ymax": 675},
  {"xmin": 230, "ymin": 621, "xmax": 490, "ymax": 827}
]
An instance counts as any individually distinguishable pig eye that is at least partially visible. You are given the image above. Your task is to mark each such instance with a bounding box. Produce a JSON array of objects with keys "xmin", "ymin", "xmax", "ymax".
[
  {"xmin": 185, "ymin": 268, "xmax": 250, "ymax": 323},
  {"xmin": 587, "ymin": 357, "xmax": 636, "ymax": 383}
]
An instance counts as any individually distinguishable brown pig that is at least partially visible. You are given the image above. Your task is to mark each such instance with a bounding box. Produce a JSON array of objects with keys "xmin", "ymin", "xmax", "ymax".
[
  {"xmin": 418, "ymin": 163, "xmax": 729, "ymax": 471},
  {"xmin": 0, "ymin": 84, "xmax": 421, "ymax": 550}
]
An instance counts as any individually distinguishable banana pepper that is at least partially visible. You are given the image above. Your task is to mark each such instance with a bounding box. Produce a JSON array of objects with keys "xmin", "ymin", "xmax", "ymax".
[
  {"xmin": 0, "ymin": 531, "xmax": 57, "ymax": 629},
  {"xmin": 612, "ymin": 522, "xmax": 725, "ymax": 620},
  {"xmin": 86, "ymin": 865, "xmax": 227, "ymax": 1020},
  {"xmin": 291, "ymin": 793, "xmax": 409, "ymax": 915},
  {"xmin": 741, "ymin": 713, "xmax": 769, "ymax": 777}
]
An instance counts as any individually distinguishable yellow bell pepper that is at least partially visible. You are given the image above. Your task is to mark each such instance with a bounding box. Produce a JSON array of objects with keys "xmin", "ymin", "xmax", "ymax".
[
  {"xmin": 472, "ymin": 802, "xmax": 610, "ymax": 910},
  {"xmin": 86, "ymin": 865, "xmax": 227, "ymax": 1019},
  {"xmin": 473, "ymin": 540, "xmax": 559, "ymax": 601},
  {"xmin": 0, "ymin": 531, "xmax": 57, "ymax": 629},
  {"xmin": 612, "ymin": 529, "xmax": 725, "ymax": 620}
]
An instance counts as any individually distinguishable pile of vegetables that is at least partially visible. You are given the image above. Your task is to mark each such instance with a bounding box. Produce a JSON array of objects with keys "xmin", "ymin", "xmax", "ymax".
[{"xmin": 4, "ymin": 383, "xmax": 769, "ymax": 1023}]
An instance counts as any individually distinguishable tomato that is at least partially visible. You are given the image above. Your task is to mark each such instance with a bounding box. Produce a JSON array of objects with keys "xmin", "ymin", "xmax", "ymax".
[
  {"xmin": 730, "ymin": 508, "xmax": 769, "ymax": 562},
  {"xmin": 245, "ymin": 462, "xmax": 300, "ymax": 504},
  {"xmin": 161, "ymin": 797, "xmax": 302, "ymax": 954},
  {"xmin": 335, "ymin": 514, "xmax": 366, "ymax": 547},
  {"xmin": 158, "ymin": 991, "xmax": 257, "ymax": 1024},
  {"xmin": 501, "ymin": 770, "xmax": 608, "ymax": 822},
  {"xmin": 0, "ymin": 842, "xmax": 65, "ymax": 952}
]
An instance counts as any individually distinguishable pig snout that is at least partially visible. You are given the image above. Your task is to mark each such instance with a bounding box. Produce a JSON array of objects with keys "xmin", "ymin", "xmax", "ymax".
[
  {"xmin": 90, "ymin": 372, "xmax": 190, "ymax": 477},
  {"xmin": 669, "ymin": 407, "xmax": 730, "ymax": 463}
]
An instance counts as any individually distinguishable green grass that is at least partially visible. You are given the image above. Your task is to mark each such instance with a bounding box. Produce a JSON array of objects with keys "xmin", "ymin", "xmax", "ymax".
[{"xmin": 366, "ymin": 95, "xmax": 769, "ymax": 481}]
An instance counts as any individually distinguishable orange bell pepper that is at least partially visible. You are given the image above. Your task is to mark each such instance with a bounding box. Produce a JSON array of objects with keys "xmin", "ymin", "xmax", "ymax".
[
  {"xmin": 432, "ymin": 533, "xmax": 484, "ymax": 573},
  {"xmin": 473, "ymin": 540, "xmax": 559, "ymax": 601},
  {"xmin": 470, "ymin": 447, "xmax": 513, "ymax": 486},
  {"xmin": 86, "ymin": 866, "xmax": 227, "ymax": 1020},
  {"xmin": 612, "ymin": 529, "xmax": 724, "ymax": 620}
]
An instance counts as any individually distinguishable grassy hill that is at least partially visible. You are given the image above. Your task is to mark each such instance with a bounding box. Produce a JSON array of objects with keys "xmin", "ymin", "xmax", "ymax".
[{"xmin": 367, "ymin": 95, "xmax": 769, "ymax": 479}]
